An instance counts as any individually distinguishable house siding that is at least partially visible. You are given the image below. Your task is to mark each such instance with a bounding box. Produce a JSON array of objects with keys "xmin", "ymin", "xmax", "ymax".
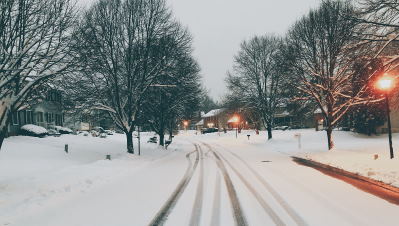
[{"xmin": 7, "ymin": 90, "xmax": 63, "ymax": 136}]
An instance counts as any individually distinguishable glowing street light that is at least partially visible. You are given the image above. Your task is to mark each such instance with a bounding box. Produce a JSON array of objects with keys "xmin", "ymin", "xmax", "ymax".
[
  {"xmin": 229, "ymin": 115, "xmax": 240, "ymax": 138},
  {"xmin": 183, "ymin": 120, "xmax": 188, "ymax": 132},
  {"xmin": 377, "ymin": 77, "xmax": 394, "ymax": 90},
  {"xmin": 376, "ymin": 76, "xmax": 395, "ymax": 159}
]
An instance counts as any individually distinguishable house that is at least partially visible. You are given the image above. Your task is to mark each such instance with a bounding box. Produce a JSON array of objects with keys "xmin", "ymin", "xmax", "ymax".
[
  {"xmin": 273, "ymin": 102, "xmax": 293, "ymax": 127},
  {"xmin": 64, "ymin": 109, "xmax": 115, "ymax": 131},
  {"xmin": 8, "ymin": 89, "xmax": 64, "ymax": 136},
  {"xmin": 199, "ymin": 108, "xmax": 255, "ymax": 131},
  {"xmin": 377, "ymin": 94, "xmax": 399, "ymax": 134},
  {"xmin": 195, "ymin": 119, "xmax": 204, "ymax": 131},
  {"xmin": 202, "ymin": 109, "xmax": 228, "ymax": 130}
]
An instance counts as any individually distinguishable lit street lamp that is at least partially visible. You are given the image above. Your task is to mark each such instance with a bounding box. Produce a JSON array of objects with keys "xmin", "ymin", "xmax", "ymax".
[
  {"xmin": 376, "ymin": 76, "xmax": 395, "ymax": 159},
  {"xmin": 229, "ymin": 115, "xmax": 239, "ymax": 138},
  {"xmin": 183, "ymin": 120, "xmax": 188, "ymax": 132}
]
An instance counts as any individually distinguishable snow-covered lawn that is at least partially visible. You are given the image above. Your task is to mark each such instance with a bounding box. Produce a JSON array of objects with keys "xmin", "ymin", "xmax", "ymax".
[{"xmin": 0, "ymin": 133, "xmax": 191, "ymax": 225}]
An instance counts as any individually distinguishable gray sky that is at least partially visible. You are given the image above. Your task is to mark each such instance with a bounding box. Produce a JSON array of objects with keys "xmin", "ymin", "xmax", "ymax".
[{"xmin": 78, "ymin": 0, "xmax": 321, "ymax": 101}]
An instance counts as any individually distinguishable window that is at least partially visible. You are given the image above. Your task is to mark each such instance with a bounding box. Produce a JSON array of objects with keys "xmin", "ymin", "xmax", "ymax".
[
  {"xmin": 37, "ymin": 112, "xmax": 43, "ymax": 123},
  {"xmin": 48, "ymin": 113, "xmax": 54, "ymax": 123},
  {"xmin": 12, "ymin": 112, "xmax": 19, "ymax": 125},
  {"xmin": 26, "ymin": 110, "xmax": 33, "ymax": 124},
  {"xmin": 55, "ymin": 114, "xmax": 62, "ymax": 126},
  {"xmin": 19, "ymin": 111, "xmax": 25, "ymax": 125}
]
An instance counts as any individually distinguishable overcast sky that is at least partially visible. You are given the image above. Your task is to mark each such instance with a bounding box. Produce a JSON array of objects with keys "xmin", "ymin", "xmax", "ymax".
[{"xmin": 78, "ymin": 0, "xmax": 321, "ymax": 101}]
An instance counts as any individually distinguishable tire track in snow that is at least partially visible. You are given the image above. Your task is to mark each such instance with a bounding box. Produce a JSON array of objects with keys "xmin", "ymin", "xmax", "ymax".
[
  {"xmin": 203, "ymin": 143, "xmax": 248, "ymax": 226},
  {"xmin": 210, "ymin": 171, "xmax": 221, "ymax": 226},
  {"xmin": 203, "ymin": 142, "xmax": 285, "ymax": 226},
  {"xmin": 222, "ymin": 146, "xmax": 307, "ymax": 226},
  {"xmin": 213, "ymin": 142, "xmax": 367, "ymax": 226},
  {"xmin": 148, "ymin": 145, "xmax": 200, "ymax": 226},
  {"xmin": 189, "ymin": 145, "xmax": 205, "ymax": 226}
]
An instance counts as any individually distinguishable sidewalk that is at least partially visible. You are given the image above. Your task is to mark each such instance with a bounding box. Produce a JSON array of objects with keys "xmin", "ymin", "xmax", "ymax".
[{"xmin": 292, "ymin": 154, "xmax": 399, "ymax": 205}]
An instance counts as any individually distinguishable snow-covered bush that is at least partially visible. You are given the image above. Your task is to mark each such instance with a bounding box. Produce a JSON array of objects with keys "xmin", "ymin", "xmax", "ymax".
[
  {"xmin": 55, "ymin": 126, "xmax": 73, "ymax": 134},
  {"xmin": 20, "ymin": 124, "xmax": 48, "ymax": 137}
]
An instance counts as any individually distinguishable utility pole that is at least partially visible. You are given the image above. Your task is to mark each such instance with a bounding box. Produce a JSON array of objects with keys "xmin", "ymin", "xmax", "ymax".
[{"xmin": 138, "ymin": 126, "xmax": 141, "ymax": 156}]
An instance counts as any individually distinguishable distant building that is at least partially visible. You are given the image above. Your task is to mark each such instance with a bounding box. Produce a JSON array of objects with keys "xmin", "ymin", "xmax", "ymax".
[
  {"xmin": 64, "ymin": 109, "xmax": 115, "ymax": 131},
  {"xmin": 202, "ymin": 109, "xmax": 228, "ymax": 129},
  {"xmin": 8, "ymin": 89, "xmax": 64, "ymax": 136},
  {"xmin": 199, "ymin": 108, "xmax": 255, "ymax": 131}
]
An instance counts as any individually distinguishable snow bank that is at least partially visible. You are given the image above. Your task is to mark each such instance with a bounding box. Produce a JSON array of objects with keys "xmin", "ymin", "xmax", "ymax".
[{"xmin": 300, "ymin": 147, "xmax": 399, "ymax": 187}]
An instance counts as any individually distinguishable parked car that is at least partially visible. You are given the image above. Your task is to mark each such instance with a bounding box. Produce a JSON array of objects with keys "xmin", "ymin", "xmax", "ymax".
[
  {"xmin": 77, "ymin": 131, "xmax": 89, "ymax": 136},
  {"xmin": 114, "ymin": 129, "xmax": 124, "ymax": 134},
  {"xmin": 201, "ymin": 128, "xmax": 218, "ymax": 134},
  {"xmin": 99, "ymin": 133, "xmax": 107, "ymax": 138},
  {"xmin": 20, "ymin": 124, "xmax": 48, "ymax": 138},
  {"xmin": 104, "ymin": 130, "xmax": 114, "ymax": 135},
  {"xmin": 48, "ymin": 129, "xmax": 61, "ymax": 137},
  {"xmin": 148, "ymin": 136, "xmax": 158, "ymax": 143},
  {"xmin": 90, "ymin": 130, "xmax": 100, "ymax": 137},
  {"xmin": 54, "ymin": 126, "xmax": 73, "ymax": 134},
  {"xmin": 273, "ymin": 126, "xmax": 290, "ymax": 131},
  {"xmin": 93, "ymin": 126, "xmax": 105, "ymax": 133}
]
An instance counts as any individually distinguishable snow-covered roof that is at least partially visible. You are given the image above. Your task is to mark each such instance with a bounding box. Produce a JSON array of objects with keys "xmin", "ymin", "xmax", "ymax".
[
  {"xmin": 195, "ymin": 119, "xmax": 204, "ymax": 126},
  {"xmin": 314, "ymin": 107, "xmax": 327, "ymax": 114},
  {"xmin": 314, "ymin": 108, "xmax": 322, "ymax": 114},
  {"xmin": 203, "ymin": 109, "xmax": 225, "ymax": 118}
]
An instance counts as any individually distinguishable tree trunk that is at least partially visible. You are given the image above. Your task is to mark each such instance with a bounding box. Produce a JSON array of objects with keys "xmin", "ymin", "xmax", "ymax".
[
  {"xmin": 159, "ymin": 133, "xmax": 165, "ymax": 146},
  {"xmin": 0, "ymin": 106, "xmax": 11, "ymax": 151},
  {"xmin": 0, "ymin": 129, "xmax": 7, "ymax": 150},
  {"xmin": 326, "ymin": 126, "xmax": 334, "ymax": 150},
  {"xmin": 126, "ymin": 131, "xmax": 134, "ymax": 154},
  {"xmin": 267, "ymin": 123, "xmax": 272, "ymax": 140}
]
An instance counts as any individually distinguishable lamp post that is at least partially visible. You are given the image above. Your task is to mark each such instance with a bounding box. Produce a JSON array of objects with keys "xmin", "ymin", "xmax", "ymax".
[
  {"xmin": 229, "ymin": 115, "xmax": 239, "ymax": 139},
  {"xmin": 376, "ymin": 76, "xmax": 394, "ymax": 159},
  {"xmin": 183, "ymin": 120, "xmax": 188, "ymax": 132}
]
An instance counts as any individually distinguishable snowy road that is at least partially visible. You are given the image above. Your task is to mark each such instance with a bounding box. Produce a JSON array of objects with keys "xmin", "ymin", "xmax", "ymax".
[
  {"xmin": 1, "ymin": 131, "xmax": 399, "ymax": 226},
  {"xmin": 151, "ymin": 134, "xmax": 398, "ymax": 226}
]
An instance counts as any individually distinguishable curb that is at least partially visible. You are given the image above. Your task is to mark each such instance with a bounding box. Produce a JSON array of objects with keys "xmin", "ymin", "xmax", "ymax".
[{"xmin": 292, "ymin": 156, "xmax": 399, "ymax": 194}]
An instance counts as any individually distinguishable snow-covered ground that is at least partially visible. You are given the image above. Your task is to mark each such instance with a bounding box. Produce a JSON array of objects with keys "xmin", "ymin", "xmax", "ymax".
[
  {"xmin": 0, "ymin": 129, "xmax": 398, "ymax": 226},
  {"xmin": 196, "ymin": 129, "xmax": 399, "ymax": 188},
  {"xmin": 0, "ymin": 132, "xmax": 193, "ymax": 225}
]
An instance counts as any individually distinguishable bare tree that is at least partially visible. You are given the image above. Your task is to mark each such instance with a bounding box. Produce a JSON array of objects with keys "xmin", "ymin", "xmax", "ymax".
[
  {"xmin": 355, "ymin": 0, "xmax": 399, "ymax": 74},
  {"xmin": 285, "ymin": 0, "xmax": 380, "ymax": 150},
  {"xmin": 142, "ymin": 52, "xmax": 201, "ymax": 146},
  {"xmin": 69, "ymin": 0, "xmax": 190, "ymax": 154},
  {"xmin": 0, "ymin": 0, "xmax": 75, "ymax": 149},
  {"xmin": 226, "ymin": 35, "xmax": 285, "ymax": 140}
]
